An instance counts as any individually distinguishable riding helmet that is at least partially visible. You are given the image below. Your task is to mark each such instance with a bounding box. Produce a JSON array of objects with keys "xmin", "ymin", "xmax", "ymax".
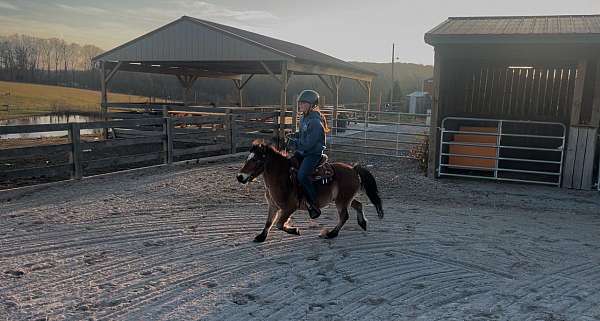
[{"xmin": 297, "ymin": 90, "xmax": 319, "ymax": 107}]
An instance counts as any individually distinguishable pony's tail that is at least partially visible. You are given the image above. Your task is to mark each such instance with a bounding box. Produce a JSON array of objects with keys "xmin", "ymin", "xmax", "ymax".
[{"xmin": 353, "ymin": 164, "xmax": 384, "ymax": 218}]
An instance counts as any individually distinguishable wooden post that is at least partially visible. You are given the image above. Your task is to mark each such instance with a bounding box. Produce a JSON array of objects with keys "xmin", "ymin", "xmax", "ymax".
[
  {"xmin": 163, "ymin": 117, "xmax": 173, "ymax": 164},
  {"xmin": 226, "ymin": 109, "xmax": 236, "ymax": 154},
  {"xmin": 100, "ymin": 62, "xmax": 108, "ymax": 139},
  {"xmin": 427, "ymin": 49, "xmax": 443, "ymax": 178},
  {"xmin": 591, "ymin": 60, "xmax": 600, "ymax": 127},
  {"xmin": 177, "ymin": 75, "xmax": 197, "ymax": 107},
  {"xmin": 279, "ymin": 62, "xmax": 288, "ymax": 139},
  {"xmin": 292, "ymin": 94, "xmax": 298, "ymax": 132},
  {"xmin": 68, "ymin": 123, "xmax": 82, "ymax": 179},
  {"xmin": 330, "ymin": 76, "xmax": 342, "ymax": 135},
  {"xmin": 570, "ymin": 60, "xmax": 588, "ymax": 126}
]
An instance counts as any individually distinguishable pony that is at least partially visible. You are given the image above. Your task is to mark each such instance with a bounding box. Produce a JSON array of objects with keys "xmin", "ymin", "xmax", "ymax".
[{"xmin": 237, "ymin": 140, "xmax": 384, "ymax": 242}]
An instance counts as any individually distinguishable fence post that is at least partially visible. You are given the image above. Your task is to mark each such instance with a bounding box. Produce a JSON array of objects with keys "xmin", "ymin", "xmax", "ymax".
[
  {"xmin": 163, "ymin": 117, "xmax": 173, "ymax": 164},
  {"xmin": 225, "ymin": 109, "xmax": 234, "ymax": 154},
  {"xmin": 68, "ymin": 123, "xmax": 82, "ymax": 179},
  {"xmin": 230, "ymin": 113, "xmax": 238, "ymax": 154}
]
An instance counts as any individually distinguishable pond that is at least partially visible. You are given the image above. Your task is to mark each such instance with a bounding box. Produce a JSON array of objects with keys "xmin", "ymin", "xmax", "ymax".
[{"xmin": 0, "ymin": 113, "xmax": 104, "ymax": 139}]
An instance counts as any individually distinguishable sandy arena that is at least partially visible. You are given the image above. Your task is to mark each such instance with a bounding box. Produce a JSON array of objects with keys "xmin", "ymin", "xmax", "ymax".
[{"xmin": 1, "ymin": 155, "xmax": 600, "ymax": 321}]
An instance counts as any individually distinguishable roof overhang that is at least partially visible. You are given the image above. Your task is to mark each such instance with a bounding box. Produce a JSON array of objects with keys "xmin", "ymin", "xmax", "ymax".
[{"xmin": 425, "ymin": 34, "xmax": 600, "ymax": 46}]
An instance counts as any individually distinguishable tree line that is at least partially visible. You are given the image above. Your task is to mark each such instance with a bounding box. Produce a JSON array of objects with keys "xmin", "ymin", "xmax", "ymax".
[{"xmin": 0, "ymin": 34, "xmax": 433, "ymax": 108}]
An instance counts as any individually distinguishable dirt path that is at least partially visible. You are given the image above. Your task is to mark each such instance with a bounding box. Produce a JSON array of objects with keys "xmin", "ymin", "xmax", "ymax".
[{"xmin": 1, "ymin": 156, "xmax": 599, "ymax": 321}]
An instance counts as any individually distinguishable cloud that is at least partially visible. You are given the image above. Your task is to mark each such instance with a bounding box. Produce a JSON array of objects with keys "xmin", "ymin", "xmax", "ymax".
[
  {"xmin": 56, "ymin": 3, "xmax": 108, "ymax": 15},
  {"xmin": 0, "ymin": 1, "xmax": 18, "ymax": 10},
  {"xmin": 122, "ymin": 1, "xmax": 279, "ymax": 23}
]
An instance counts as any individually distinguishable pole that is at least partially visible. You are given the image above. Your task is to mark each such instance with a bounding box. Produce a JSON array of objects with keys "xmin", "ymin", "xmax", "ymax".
[{"xmin": 390, "ymin": 43, "xmax": 395, "ymax": 104}]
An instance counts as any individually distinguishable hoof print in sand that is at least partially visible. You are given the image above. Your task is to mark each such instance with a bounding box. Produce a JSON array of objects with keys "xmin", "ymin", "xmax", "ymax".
[
  {"xmin": 231, "ymin": 291, "xmax": 257, "ymax": 305},
  {"xmin": 4, "ymin": 270, "xmax": 25, "ymax": 278}
]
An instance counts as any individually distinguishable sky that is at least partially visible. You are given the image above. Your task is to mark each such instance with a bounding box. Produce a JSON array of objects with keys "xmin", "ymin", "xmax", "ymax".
[{"xmin": 0, "ymin": 0, "xmax": 599, "ymax": 65}]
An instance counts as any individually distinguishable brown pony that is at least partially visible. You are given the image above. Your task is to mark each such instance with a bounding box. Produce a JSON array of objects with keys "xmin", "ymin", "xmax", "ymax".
[{"xmin": 237, "ymin": 140, "xmax": 384, "ymax": 242}]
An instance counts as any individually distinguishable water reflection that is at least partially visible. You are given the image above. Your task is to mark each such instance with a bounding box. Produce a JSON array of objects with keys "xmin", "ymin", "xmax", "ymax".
[{"xmin": 0, "ymin": 113, "xmax": 104, "ymax": 139}]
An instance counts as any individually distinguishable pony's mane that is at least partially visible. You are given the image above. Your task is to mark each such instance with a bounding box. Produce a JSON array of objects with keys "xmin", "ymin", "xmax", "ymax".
[
  {"xmin": 266, "ymin": 144, "xmax": 288, "ymax": 158},
  {"xmin": 252, "ymin": 139, "xmax": 288, "ymax": 158}
]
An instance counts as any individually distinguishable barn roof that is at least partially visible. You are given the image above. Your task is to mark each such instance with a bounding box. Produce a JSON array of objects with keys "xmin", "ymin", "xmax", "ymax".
[
  {"xmin": 93, "ymin": 16, "xmax": 375, "ymax": 81},
  {"xmin": 425, "ymin": 15, "xmax": 600, "ymax": 45}
]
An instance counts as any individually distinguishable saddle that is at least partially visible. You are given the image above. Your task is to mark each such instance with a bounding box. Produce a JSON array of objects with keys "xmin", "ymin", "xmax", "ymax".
[{"xmin": 289, "ymin": 154, "xmax": 335, "ymax": 185}]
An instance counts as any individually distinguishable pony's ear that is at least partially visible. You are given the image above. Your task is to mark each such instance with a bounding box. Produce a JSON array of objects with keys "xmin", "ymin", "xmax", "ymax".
[{"xmin": 252, "ymin": 139, "xmax": 265, "ymax": 147}]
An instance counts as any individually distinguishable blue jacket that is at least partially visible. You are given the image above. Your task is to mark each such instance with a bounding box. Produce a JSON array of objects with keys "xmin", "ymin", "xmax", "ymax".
[{"xmin": 292, "ymin": 111, "xmax": 326, "ymax": 156}]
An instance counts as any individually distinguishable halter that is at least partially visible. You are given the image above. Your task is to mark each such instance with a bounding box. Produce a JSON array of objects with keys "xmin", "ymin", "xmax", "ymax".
[{"xmin": 245, "ymin": 153, "xmax": 267, "ymax": 182}]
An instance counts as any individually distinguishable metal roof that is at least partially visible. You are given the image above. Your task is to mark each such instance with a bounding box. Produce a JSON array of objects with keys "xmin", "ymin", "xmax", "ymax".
[
  {"xmin": 93, "ymin": 16, "xmax": 375, "ymax": 80},
  {"xmin": 407, "ymin": 91, "xmax": 429, "ymax": 97},
  {"xmin": 425, "ymin": 15, "xmax": 600, "ymax": 45}
]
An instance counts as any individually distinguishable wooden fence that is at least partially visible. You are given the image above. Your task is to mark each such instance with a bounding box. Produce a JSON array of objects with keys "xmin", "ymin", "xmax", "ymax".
[{"xmin": 0, "ymin": 108, "xmax": 286, "ymax": 188}]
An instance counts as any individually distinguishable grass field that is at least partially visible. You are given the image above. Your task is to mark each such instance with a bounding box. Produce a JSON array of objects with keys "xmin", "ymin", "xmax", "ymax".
[{"xmin": 0, "ymin": 81, "xmax": 150, "ymax": 119}]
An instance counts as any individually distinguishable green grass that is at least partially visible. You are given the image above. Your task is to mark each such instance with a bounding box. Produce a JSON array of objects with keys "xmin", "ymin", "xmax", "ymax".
[{"xmin": 0, "ymin": 81, "xmax": 150, "ymax": 119}]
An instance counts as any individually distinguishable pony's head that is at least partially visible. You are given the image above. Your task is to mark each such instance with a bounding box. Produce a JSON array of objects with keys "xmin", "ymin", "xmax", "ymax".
[{"xmin": 237, "ymin": 140, "xmax": 270, "ymax": 184}]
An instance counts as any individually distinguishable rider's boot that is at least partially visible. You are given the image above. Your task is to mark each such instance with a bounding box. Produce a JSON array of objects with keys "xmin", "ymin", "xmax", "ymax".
[{"xmin": 306, "ymin": 200, "xmax": 321, "ymax": 219}]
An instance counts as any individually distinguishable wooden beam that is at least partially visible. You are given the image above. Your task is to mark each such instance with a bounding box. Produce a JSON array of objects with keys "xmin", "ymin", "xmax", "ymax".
[
  {"xmin": 279, "ymin": 61, "xmax": 288, "ymax": 139},
  {"xmin": 100, "ymin": 61, "xmax": 108, "ymax": 139},
  {"xmin": 318, "ymin": 75, "xmax": 335, "ymax": 94},
  {"xmin": 591, "ymin": 60, "xmax": 600, "ymax": 127},
  {"xmin": 105, "ymin": 61, "xmax": 122, "ymax": 84},
  {"xmin": 103, "ymin": 62, "xmax": 242, "ymax": 80},
  {"xmin": 260, "ymin": 61, "xmax": 282, "ymax": 84},
  {"xmin": 428, "ymin": 49, "xmax": 443, "ymax": 178},
  {"xmin": 356, "ymin": 79, "xmax": 368, "ymax": 93},
  {"xmin": 237, "ymin": 74, "xmax": 255, "ymax": 90},
  {"xmin": 288, "ymin": 61, "xmax": 375, "ymax": 82},
  {"xmin": 330, "ymin": 76, "xmax": 342, "ymax": 134},
  {"xmin": 570, "ymin": 60, "xmax": 588, "ymax": 126}
]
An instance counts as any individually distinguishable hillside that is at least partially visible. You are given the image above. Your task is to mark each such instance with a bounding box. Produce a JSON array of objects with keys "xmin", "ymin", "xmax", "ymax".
[{"xmin": 0, "ymin": 81, "xmax": 150, "ymax": 120}]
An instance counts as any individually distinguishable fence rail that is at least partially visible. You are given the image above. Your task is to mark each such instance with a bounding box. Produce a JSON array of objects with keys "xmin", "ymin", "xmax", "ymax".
[{"xmin": 1, "ymin": 110, "xmax": 284, "ymax": 188}]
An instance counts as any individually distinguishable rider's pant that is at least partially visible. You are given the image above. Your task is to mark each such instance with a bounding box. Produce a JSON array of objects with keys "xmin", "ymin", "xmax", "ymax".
[{"xmin": 296, "ymin": 153, "xmax": 321, "ymax": 206}]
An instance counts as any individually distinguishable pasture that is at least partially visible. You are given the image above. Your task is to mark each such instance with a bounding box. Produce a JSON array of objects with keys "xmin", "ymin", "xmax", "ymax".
[{"xmin": 0, "ymin": 81, "xmax": 149, "ymax": 120}]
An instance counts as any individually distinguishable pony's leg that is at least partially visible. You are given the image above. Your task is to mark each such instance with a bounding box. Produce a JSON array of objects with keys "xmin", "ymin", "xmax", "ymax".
[
  {"xmin": 254, "ymin": 203, "xmax": 279, "ymax": 243},
  {"xmin": 322, "ymin": 201, "xmax": 350, "ymax": 239},
  {"xmin": 275, "ymin": 208, "xmax": 300, "ymax": 236},
  {"xmin": 351, "ymin": 199, "xmax": 367, "ymax": 231}
]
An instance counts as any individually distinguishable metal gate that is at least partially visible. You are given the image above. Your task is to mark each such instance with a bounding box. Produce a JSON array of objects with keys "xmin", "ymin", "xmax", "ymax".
[
  {"xmin": 321, "ymin": 107, "xmax": 430, "ymax": 159},
  {"xmin": 438, "ymin": 117, "xmax": 566, "ymax": 186}
]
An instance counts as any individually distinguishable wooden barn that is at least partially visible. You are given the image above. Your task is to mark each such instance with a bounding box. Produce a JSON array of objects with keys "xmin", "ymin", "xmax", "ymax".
[{"xmin": 425, "ymin": 15, "xmax": 600, "ymax": 189}]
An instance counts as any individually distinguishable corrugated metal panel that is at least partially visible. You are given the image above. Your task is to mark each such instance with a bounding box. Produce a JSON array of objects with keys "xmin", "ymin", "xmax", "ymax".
[
  {"xmin": 190, "ymin": 17, "xmax": 367, "ymax": 73},
  {"xmin": 94, "ymin": 16, "xmax": 375, "ymax": 77},
  {"xmin": 98, "ymin": 19, "xmax": 287, "ymax": 62},
  {"xmin": 428, "ymin": 15, "xmax": 600, "ymax": 36}
]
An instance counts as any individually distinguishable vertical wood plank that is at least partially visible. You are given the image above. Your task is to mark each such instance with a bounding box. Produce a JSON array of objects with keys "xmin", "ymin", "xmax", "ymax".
[
  {"xmin": 581, "ymin": 128, "xmax": 597, "ymax": 189},
  {"xmin": 562, "ymin": 127, "xmax": 578, "ymax": 188},
  {"xmin": 571, "ymin": 60, "xmax": 588, "ymax": 126},
  {"xmin": 591, "ymin": 60, "xmax": 600, "ymax": 127},
  {"xmin": 573, "ymin": 127, "xmax": 588, "ymax": 189}
]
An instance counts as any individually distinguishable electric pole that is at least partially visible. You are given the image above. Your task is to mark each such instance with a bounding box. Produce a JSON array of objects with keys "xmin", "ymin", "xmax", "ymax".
[{"xmin": 390, "ymin": 43, "xmax": 395, "ymax": 104}]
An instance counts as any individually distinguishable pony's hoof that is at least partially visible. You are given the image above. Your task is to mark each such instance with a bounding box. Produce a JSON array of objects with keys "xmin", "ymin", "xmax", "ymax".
[
  {"xmin": 287, "ymin": 228, "xmax": 300, "ymax": 235},
  {"xmin": 253, "ymin": 233, "xmax": 266, "ymax": 243},
  {"xmin": 319, "ymin": 229, "xmax": 338, "ymax": 239},
  {"xmin": 358, "ymin": 220, "xmax": 367, "ymax": 231}
]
